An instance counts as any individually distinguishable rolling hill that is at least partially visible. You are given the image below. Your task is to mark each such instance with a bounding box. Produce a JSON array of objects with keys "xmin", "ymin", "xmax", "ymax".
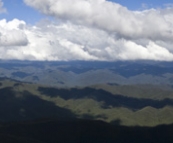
[
  {"xmin": 1, "ymin": 60, "xmax": 173, "ymax": 142},
  {"xmin": 0, "ymin": 78, "xmax": 173, "ymax": 126}
]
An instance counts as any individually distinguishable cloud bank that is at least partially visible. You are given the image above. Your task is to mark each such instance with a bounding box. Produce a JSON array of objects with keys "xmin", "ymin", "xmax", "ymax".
[
  {"xmin": 24, "ymin": 0, "xmax": 173, "ymax": 41},
  {"xmin": 0, "ymin": 0, "xmax": 173, "ymax": 61}
]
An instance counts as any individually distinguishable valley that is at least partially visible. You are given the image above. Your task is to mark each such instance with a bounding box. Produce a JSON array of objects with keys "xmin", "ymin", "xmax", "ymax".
[{"xmin": 0, "ymin": 60, "xmax": 173, "ymax": 142}]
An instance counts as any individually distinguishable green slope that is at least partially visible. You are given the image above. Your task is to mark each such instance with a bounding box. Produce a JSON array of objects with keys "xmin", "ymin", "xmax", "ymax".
[{"xmin": 0, "ymin": 78, "xmax": 173, "ymax": 126}]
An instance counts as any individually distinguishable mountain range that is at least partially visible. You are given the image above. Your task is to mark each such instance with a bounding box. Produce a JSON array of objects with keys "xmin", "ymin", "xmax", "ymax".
[
  {"xmin": 0, "ymin": 60, "xmax": 173, "ymax": 142},
  {"xmin": 1, "ymin": 60, "xmax": 173, "ymax": 87}
]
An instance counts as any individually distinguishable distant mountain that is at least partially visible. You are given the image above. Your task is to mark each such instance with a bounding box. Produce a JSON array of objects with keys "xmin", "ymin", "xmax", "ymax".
[
  {"xmin": 1, "ymin": 61, "xmax": 173, "ymax": 142},
  {"xmin": 0, "ymin": 60, "xmax": 173, "ymax": 87}
]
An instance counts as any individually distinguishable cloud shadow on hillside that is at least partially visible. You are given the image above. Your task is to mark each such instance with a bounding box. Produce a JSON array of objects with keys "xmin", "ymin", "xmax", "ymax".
[
  {"xmin": 0, "ymin": 87, "xmax": 75, "ymax": 122},
  {"xmin": 38, "ymin": 87, "xmax": 173, "ymax": 110}
]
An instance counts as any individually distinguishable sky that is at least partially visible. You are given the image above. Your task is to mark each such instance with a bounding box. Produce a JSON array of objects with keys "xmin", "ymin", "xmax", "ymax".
[{"xmin": 0, "ymin": 0, "xmax": 173, "ymax": 61}]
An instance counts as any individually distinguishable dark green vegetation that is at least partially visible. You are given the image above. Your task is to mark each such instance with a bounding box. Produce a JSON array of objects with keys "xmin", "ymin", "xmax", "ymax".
[
  {"xmin": 38, "ymin": 87, "xmax": 173, "ymax": 109},
  {"xmin": 0, "ymin": 78, "xmax": 173, "ymax": 126},
  {"xmin": 0, "ymin": 119, "xmax": 173, "ymax": 143},
  {"xmin": 1, "ymin": 60, "xmax": 173, "ymax": 142},
  {"xmin": 0, "ymin": 86, "xmax": 75, "ymax": 122}
]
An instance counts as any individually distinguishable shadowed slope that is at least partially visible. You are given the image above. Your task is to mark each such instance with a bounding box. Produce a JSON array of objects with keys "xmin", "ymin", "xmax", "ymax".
[
  {"xmin": 0, "ymin": 119, "xmax": 173, "ymax": 143},
  {"xmin": 0, "ymin": 87, "xmax": 75, "ymax": 122},
  {"xmin": 38, "ymin": 87, "xmax": 173, "ymax": 110}
]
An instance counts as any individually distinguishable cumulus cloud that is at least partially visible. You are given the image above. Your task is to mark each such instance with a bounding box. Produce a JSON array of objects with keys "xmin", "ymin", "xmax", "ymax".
[
  {"xmin": 0, "ymin": 0, "xmax": 173, "ymax": 61},
  {"xmin": 24, "ymin": 0, "xmax": 173, "ymax": 41},
  {"xmin": 0, "ymin": 20, "xmax": 173, "ymax": 61},
  {"xmin": 0, "ymin": 19, "xmax": 28, "ymax": 46}
]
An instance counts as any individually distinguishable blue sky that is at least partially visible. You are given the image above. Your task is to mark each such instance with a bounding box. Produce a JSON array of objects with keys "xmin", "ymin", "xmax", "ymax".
[
  {"xmin": 1, "ymin": 0, "xmax": 173, "ymax": 24},
  {"xmin": 0, "ymin": 0, "xmax": 173, "ymax": 61},
  {"xmin": 109, "ymin": 0, "xmax": 173, "ymax": 10},
  {"xmin": 0, "ymin": 0, "xmax": 43, "ymax": 24}
]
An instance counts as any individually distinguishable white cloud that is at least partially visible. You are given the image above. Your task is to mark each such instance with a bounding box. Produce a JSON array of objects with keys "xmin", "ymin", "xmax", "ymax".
[
  {"xmin": 24, "ymin": 0, "xmax": 173, "ymax": 41},
  {"xmin": 0, "ymin": 0, "xmax": 6, "ymax": 13},
  {"xmin": 0, "ymin": 20, "xmax": 173, "ymax": 61},
  {"xmin": 0, "ymin": 19, "xmax": 28, "ymax": 47},
  {"xmin": 0, "ymin": 0, "xmax": 173, "ymax": 61}
]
